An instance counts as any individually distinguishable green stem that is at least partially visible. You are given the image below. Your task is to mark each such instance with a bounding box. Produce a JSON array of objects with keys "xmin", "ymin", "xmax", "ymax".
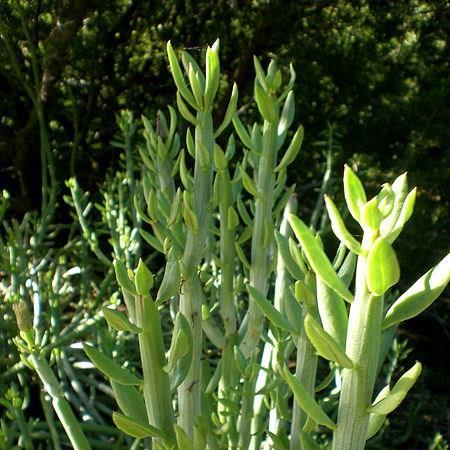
[
  {"xmin": 217, "ymin": 167, "xmax": 237, "ymax": 336},
  {"xmin": 238, "ymin": 119, "xmax": 278, "ymax": 449},
  {"xmin": 29, "ymin": 354, "xmax": 92, "ymax": 450},
  {"xmin": 250, "ymin": 196, "xmax": 296, "ymax": 450},
  {"xmin": 332, "ymin": 233, "xmax": 383, "ymax": 450},
  {"xmin": 240, "ymin": 120, "xmax": 278, "ymax": 357},
  {"xmin": 178, "ymin": 111, "xmax": 214, "ymax": 437},
  {"xmin": 290, "ymin": 302, "xmax": 318, "ymax": 449},
  {"xmin": 14, "ymin": 402, "xmax": 34, "ymax": 450},
  {"xmin": 135, "ymin": 294, "xmax": 174, "ymax": 442}
]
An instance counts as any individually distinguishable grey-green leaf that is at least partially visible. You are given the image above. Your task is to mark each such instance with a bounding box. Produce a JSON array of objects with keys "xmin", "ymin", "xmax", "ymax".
[
  {"xmin": 367, "ymin": 362, "xmax": 422, "ymax": 415},
  {"xmin": 247, "ymin": 285, "xmax": 297, "ymax": 333},
  {"xmin": 112, "ymin": 412, "xmax": 167, "ymax": 439},
  {"xmin": 84, "ymin": 345, "xmax": 142, "ymax": 386},
  {"xmin": 110, "ymin": 381, "xmax": 147, "ymax": 421},
  {"xmin": 282, "ymin": 366, "xmax": 336, "ymax": 430},
  {"xmin": 275, "ymin": 125, "xmax": 304, "ymax": 172},
  {"xmin": 383, "ymin": 254, "xmax": 450, "ymax": 329},
  {"xmin": 304, "ymin": 314, "xmax": 353, "ymax": 368},
  {"xmin": 156, "ymin": 257, "xmax": 181, "ymax": 303},
  {"xmin": 288, "ymin": 215, "xmax": 354, "ymax": 303},
  {"xmin": 324, "ymin": 195, "xmax": 363, "ymax": 255},
  {"xmin": 102, "ymin": 307, "xmax": 142, "ymax": 334},
  {"xmin": 316, "ymin": 279, "xmax": 348, "ymax": 347},
  {"xmin": 114, "ymin": 259, "xmax": 136, "ymax": 295},
  {"xmin": 134, "ymin": 259, "xmax": 154, "ymax": 295}
]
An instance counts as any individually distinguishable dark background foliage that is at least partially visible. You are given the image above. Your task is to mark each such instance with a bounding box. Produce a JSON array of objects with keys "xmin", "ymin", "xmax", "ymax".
[{"xmin": 0, "ymin": 1, "xmax": 449, "ymax": 448}]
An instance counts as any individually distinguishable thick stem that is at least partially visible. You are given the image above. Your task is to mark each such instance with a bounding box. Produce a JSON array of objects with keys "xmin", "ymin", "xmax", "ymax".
[
  {"xmin": 290, "ymin": 299, "xmax": 319, "ymax": 450},
  {"xmin": 332, "ymin": 233, "xmax": 383, "ymax": 450},
  {"xmin": 178, "ymin": 111, "xmax": 214, "ymax": 437},
  {"xmin": 250, "ymin": 197, "xmax": 296, "ymax": 450},
  {"xmin": 29, "ymin": 354, "xmax": 92, "ymax": 450},
  {"xmin": 240, "ymin": 120, "xmax": 278, "ymax": 357},
  {"xmin": 218, "ymin": 168, "xmax": 237, "ymax": 336},
  {"xmin": 135, "ymin": 295, "xmax": 174, "ymax": 441}
]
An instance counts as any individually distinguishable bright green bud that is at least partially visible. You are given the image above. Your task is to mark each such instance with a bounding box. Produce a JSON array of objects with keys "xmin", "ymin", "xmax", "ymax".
[{"xmin": 134, "ymin": 259, "xmax": 154, "ymax": 295}]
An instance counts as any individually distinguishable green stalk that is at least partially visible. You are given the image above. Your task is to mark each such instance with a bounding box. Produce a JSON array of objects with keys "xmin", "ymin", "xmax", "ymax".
[
  {"xmin": 240, "ymin": 119, "xmax": 278, "ymax": 357},
  {"xmin": 217, "ymin": 166, "xmax": 237, "ymax": 337},
  {"xmin": 14, "ymin": 401, "xmax": 34, "ymax": 450},
  {"xmin": 135, "ymin": 294, "xmax": 175, "ymax": 441},
  {"xmin": 29, "ymin": 353, "xmax": 92, "ymax": 450},
  {"xmin": 178, "ymin": 111, "xmax": 214, "ymax": 437},
  {"xmin": 250, "ymin": 196, "xmax": 296, "ymax": 450},
  {"xmin": 290, "ymin": 301, "xmax": 318, "ymax": 449},
  {"xmin": 238, "ymin": 119, "xmax": 278, "ymax": 449},
  {"xmin": 40, "ymin": 391, "xmax": 61, "ymax": 450},
  {"xmin": 332, "ymin": 232, "xmax": 382, "ymax": 450}
]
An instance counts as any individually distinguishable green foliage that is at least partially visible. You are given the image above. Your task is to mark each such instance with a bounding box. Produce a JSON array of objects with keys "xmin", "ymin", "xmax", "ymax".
[{"xmin": 0, "ymin": 4, "xmax": 448, "ymax": 449}]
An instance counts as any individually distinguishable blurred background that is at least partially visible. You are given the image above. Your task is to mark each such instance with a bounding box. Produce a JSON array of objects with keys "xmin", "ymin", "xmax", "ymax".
[{"xmin": 0, "ymin": 1, "xmax": 449, "ymax": 448}]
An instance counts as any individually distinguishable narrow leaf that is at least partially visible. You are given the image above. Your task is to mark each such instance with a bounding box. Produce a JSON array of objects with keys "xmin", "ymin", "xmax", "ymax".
[
  {"xmin": 114, "ymin": 260, "xmax": 136, "ymax": 295},
  {"xmin": 140, "ymin": 229, "xmax": 164, "ymax": 253},
  {"xmin": 174, "ymin": 424, "xmax": 195, "ymax": 450},
  {"xmin": 275, "ymin": 231, "xmax": 304, "ymax": 280},
  {"xmin": 324, "ymin": 195, "xmax": 363, "ymax": 255},
  {"xmin": 383, "ymin": 254, "xmax": 450, "ymax": 329},
  {"xmin": 176, "ymin": 91, "xmax": 197, "ymax": 125},
  {"xmin": 164, "ymin": 329, "xmax": 189, "ymax": 373},
  {"xmin": 247, "ymin": 285, "xmax": 296, "ymax": 333},
  {"xmin": 300, "ymin": 432, "xmax": 323, "ymax": 450},
  {"xmin": 316, "ymin": 279, "xmax": 348, "ymax": 347},
  {"xmin": 367, "ymin": 362, "xmax": 422, "ymax": 415},
  {"xmin": 102, "ymin": 307, "xmax": 142, "ymax": 334},
  {"xmin": 304, "ymin": 314, "xmax": 353, "ymax": 368},
  {"xmin": 232, "ymin": 116, "xmax": 255, "ymax": 150},
  {"xmin": 343, "ymin": 165, "xmax": 367, "ymax": 223},
  {"xmin": 366, "ymin": 385, "xmax": 390, "ymax": 440},
  {"xmin": 112, "ymin": 412, "xmax": 167, "ymax": 439},
  {"xmin": 156, "ymin": 257, "xmax": 181, "ymax": 303},
  {"xmin": 215, "ymin": 83, "xmax": 238, "ymax": 138},
  {"xmin": 110, "ymin": 381, "xmax": 147, "ymax": 422},
  {"xmin": 253, "ymin": 56, "xmax": 269, "ymax": 91},
  {"xmin": 380, "ymin": 172, "xmax": 408, "ymax": 238},
  {"xmin": 282, "ymin": 367, "xmax": 336, "ymax": 430},
  {"xmin": 204, "ymin": 43, "xmax": 220, "ymax": 109},
  {"xmin": 166, "ymin": 41, "xmax": 197, "ymax": 108},
  {"xmin": 275, "ymin": 125, "xmax": 304, "ymax": 172},
  {"xmin": 288, "ymin": 215, "xmax": 353, "ymax": 303},
  {"xmin": 239, "ymin": 166, "xmax": 259, "ymax": 197},
  {"xmin": 254, "ymin": 84, "xmax": 277, "ymax": 122},
  {"xmin": 385, "ymin": 187, "xmax": 416, "ymax": 244},
  {"xmin": 84, "ymin": 345, "xmax": 142, "ymax": 386},
  {"xmin": 277, "ymin": 91, "xmax": 295, "ymax": 146}
]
